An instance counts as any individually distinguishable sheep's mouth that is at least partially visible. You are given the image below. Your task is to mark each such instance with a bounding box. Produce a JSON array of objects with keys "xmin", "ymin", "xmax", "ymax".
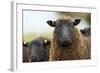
[
  {"xmin": 58, "ymin": 42, "xmax": 72, "ymax": 48},
  {"xmin": 56, "ymin": 38, "xmax": 73, "ymax": 48}
]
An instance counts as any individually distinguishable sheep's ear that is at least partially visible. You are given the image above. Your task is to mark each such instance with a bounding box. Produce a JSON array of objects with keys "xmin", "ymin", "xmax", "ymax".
[
  {"xmin": 73, "ymin": 19, "xmax": 81, "ymax": 26},
  {"xmin": 47, "ymin": 20, "xmax": 56, "ymax": 27},
  {"xmin": 23, "ymin": 41, "xmax": 29, "ymax": 47},
  {"xmin": 44, "ymin": 40, "xmax": 50, "ymax": 46}
]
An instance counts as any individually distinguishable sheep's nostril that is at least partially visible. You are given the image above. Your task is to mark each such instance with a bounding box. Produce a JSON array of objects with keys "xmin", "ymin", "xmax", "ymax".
[
  {"xmin": 30, "ymin": 56, "xmax": 41, "ymax": 62},
  {"xmin": 62, "ymin": 35, "xmax": 69, "ymax": 39}
]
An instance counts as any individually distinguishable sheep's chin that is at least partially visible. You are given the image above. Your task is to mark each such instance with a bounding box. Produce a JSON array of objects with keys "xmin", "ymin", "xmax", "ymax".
[{"xmin": 58, "ymin": 43, "xmax": 72, "ymax": 49}]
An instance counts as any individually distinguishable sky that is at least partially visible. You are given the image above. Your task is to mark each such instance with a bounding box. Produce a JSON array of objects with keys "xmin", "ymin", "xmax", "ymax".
[{"xmin": 23, "ymin": 11, "xmax": 58, "ymax": 34}]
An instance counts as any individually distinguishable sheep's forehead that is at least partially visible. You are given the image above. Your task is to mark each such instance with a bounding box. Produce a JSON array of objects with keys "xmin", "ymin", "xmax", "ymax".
[
  {"xmin": 56, "ymin": 19, "xmax": 73, "ymax": 25},
  {"xmin": 56, "ymin": 16, "xmax": 73, "ymax": 23},
  {"xmin": 57, "ymin": 19, "xmax": 72, "ymax": 22}
]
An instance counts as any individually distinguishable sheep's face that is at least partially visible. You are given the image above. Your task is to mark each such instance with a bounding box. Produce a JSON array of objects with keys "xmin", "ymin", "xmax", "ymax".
[
  {"xmin": 47, "ymin": 19, "xmax": 81, "ymax": 48},
  {"xmin": 80, "ymin": 27, "xmax": 91, "ymax": 37},
  {"xmin": 28, "ymin": 39, "xmax": 50, "ymax": 62}
]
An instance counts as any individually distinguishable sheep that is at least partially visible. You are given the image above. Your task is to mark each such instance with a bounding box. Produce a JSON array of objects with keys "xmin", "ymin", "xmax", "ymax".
[
  {"xmin": 80, "ymin": 27, "xmax": 91, "ymax": 58},
  {"xmin": 28, "ymin": 37, "xmax": 50, "ymax": 62},
  {"xmin": 23, "ymin": 37, "xmax": 51, "ymax": 62},
  {"xmin": 80, "ymin": 27, "xmax": 91, "ymax": 37},
  {"xmin": 47, "ymin": 17, "xmax": 91, "ymax": 61}
]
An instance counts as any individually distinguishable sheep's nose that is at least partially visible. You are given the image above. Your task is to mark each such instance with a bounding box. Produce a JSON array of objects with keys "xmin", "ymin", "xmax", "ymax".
[
  {"xmin": 62, "ymin": 35, "xmax": 69, "ymax": 40},
  {"xmin": 31, "ymin": 56, "xmax": 39, "ymax": 62},
  {"xmin": 61, "ymin": 35, "xmax": 72, "ymax": 44}
]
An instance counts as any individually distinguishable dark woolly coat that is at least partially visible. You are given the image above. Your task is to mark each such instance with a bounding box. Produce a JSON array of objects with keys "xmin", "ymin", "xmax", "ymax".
[{"xmin": 49, "ymin": 28, "xmax": 91, "ymax": 61}]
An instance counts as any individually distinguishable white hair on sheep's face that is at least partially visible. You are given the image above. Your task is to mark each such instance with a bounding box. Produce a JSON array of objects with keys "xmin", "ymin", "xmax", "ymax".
[{"xmin": 57, "ymin": 16, "xmax": 73, "ymax": 21}]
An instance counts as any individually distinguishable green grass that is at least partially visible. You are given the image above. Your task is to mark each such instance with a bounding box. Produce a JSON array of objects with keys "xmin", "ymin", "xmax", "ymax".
[
  {"xmin": 23, "ymin": 33, "xmax": 38, "ymax": 42},
  {"xmin": 23, "ymin": 32, "xmax": 53, "ymax": 42}
]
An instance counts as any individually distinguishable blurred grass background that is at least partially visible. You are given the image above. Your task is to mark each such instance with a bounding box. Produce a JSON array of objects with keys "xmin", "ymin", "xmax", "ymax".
[
  {"xmin": 23, "ymin": 33, "xmax": 37, "ymax": 42},
  {"xmin": 23, "ymin": 32, "xmax": 53, "ymax": 42}
]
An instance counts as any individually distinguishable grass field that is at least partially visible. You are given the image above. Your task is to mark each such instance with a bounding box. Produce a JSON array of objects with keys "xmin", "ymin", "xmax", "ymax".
[{"xmin": 23, "ymin": 32, "xmax": 53, "ymax": 42}]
